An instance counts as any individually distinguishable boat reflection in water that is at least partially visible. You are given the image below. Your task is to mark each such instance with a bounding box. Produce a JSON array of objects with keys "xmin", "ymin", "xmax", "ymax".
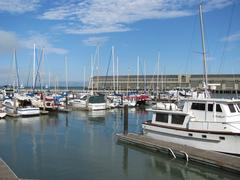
[{"xmin": 120, "ymin": 143, "xmax": 236, "ymax": 180}]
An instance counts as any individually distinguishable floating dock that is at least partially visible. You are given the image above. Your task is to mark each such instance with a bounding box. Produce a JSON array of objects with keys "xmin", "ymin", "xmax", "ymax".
[
  {"xmin": 0, "ymin": 158, "xmax": 19, "ymax": 179},
  {"xmin": 116, "ymin": 133, "xmax": 240, "ymax": 174}
]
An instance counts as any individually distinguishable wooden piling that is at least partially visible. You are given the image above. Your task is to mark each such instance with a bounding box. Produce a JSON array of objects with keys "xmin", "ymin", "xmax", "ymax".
[
  {"xmin": 124, "ymin": 105, "xmax": 128, "ymax": 135},
  {"xmin": 13, "ymin": 97, "xmax": 17, "ymax": 114},
  {"xmin": 65, "ymin": 96, "xmax": 68, "ymax": 109}
]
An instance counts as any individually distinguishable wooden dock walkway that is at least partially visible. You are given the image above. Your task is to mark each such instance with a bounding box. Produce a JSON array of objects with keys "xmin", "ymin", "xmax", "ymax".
[
  {"xmin": 116, "ymin": 133, "xmax": 240, "ymax": 174},
  {"xmin": 0, "ymin": 159, "xmax": 19, "ymax": 179}
]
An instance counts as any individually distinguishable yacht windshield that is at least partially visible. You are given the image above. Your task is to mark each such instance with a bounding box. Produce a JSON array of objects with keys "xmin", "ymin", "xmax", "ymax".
[
  {"xmin": 237, "ymin": 104, "xmax": 240, "ymax": 112},
  {"xmin": 228, "ymin": 104, "xmax": 236, "ymax": 113}
]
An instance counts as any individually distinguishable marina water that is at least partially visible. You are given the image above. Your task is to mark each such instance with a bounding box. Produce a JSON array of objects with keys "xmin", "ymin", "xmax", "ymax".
[{"xmin": 0, "ymin": 107, "xmax": 239, "ymax": 179}]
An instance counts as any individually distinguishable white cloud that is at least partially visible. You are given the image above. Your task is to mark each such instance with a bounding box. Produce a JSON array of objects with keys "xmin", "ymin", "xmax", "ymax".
[
  {"xmin": 21, "ymin": 33, "xmax": 68, "ymax": 54},
  {"xmin": 221, "ymin": 32, "xmax": 240, "ymax": 42},
  {"xmin": 0, "ymin": 29, "xmax": 67, "ymax": 55},
  {"xmin": 0, "ymin": 30, "xmax": 19, "ymax": 53},
  {"xmin": 82, "ymin": 36, "xmax": 109, "ymax": 46},
  {"xmin": 39, "ymin": 0, "xmax": 234, "ymax": 34},
  {"xmin": 0, "ymin": 0, "xmax": 40, "ymax": 14}
]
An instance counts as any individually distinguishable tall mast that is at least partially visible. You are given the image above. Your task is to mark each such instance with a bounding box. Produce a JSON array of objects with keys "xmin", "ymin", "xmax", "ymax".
[
  {"xmin": 91, "ymin": 55, "xmax": 94, "ymax": 95},
  {"xmin": 96, "ymin": 45, "xmax": 100, "ymax": 91},
  {"xmin": 83, "ymin": 66, "xmax": 86, "ymax": 91},
  {"xmin": 48, "ymin": 72, "xmax": 51, "ymax": 89},
  {"xmin": 41, "ymin": 48, "xmax": 45, "ymax": 90},
  {"xmin": 199, "ymin": 4, "xmax": 208, "ymax": 92},
  {"xmin": 33, "ymin": 43, "xmax": 36, "ymax": 90},
  {"xmin": 157, "ymin": 52, "xmax": 160, "ymax": 95},
  {"xmin": 144, "ymin": 60, "xmax": 146, "ymax": 93},
  {"xmin": 112, "ymin": 46, "xmax": 115, "ymax": 92},
  {"xmin": 116, "ymin": 56, "xmax": 119, "ymax": 93},
  {"xmin": 65, "ymin": 56, "xmax": 68, "ymax": 91},
  {"xmin": 13, "ymin": 49, "xmax": 20, "ymax": 90},
  {"xmin": 137, "ymin": 56, "xmax": 140, "ymax": 92}
]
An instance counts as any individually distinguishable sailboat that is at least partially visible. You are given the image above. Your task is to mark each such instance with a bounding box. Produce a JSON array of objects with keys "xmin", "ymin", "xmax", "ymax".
[{"xmin": 142, "ymin": 4, "xmax": 240, "ymax": 155}]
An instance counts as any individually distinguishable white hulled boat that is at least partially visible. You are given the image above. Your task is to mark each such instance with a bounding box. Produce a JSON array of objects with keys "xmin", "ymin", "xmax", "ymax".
[
  {"xmin": 69, "ymin": 94, "xmax": 88, "ymax": 109},
  {"xmin": 143, "ymin": 98, "xmax": 240, "ymax": 155},
  {"xmin": 2, "ymin": 95, "xmax": 40, "ymax": 116},
  {"xmin": 87, "ymin": 94, "xmax": 107, "ymax": 111}
]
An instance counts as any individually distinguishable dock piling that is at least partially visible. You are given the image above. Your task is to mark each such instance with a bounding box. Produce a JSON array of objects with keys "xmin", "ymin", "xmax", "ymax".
[
  {"xmin": 43, "ymin": 92, "xmax": 46, "ymax": 111},
  {"xmin": 13, "ymin": 97, "xmax": 17, "ymax": 114},
  {"xmin": 124, "ymin": 105, "xmax": 128, "ymax": 135}
]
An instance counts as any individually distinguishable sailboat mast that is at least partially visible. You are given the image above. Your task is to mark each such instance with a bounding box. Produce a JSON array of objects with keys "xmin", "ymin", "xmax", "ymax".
[
  {"xmin": 137, "ymin": 56, "xmax": 139, "ymax": 92},
  {"xmin": 13, "ymin": 49, "xmax": 20, "ymax": 90},
  {"xmin": 83, "ymin": 66, "xmax": 86, "ymax": 91},
  {"xmin": 48, "ymin": 72, "xmax": 51, "ymax": 89},
  {"xmin": 91, "ymin": 55, "xmax": 94, "ymax": 95},
  {"xmin": 112, "ymin": 46, "xmax": 115, "ymax": 92},
  {"xmin": 157, "ymin": 52, "xmax": 160, "ymax": 95},
  {"xmin": 65, "ymin": 56, "xmax": 68, "ymax": 91},
  {"xmin": 116, "ymin": 56, "xmax": 119, "ymax": 93},
  {"xmin": 33, "ymin": 43, "xmax": 36, "ymax": 90},
  {"xmin": 199, "ymin": 4, "xmax": 208, "ymax": 90},
  {"xmin": 144, "ymin": 60, "xmax": 146, "ymax": 93}
]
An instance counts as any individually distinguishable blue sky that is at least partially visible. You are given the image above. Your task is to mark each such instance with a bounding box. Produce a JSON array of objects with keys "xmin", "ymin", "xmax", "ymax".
[{"xmin": 0, "ymin": 0, "xmax": 240, "ymax": 86}]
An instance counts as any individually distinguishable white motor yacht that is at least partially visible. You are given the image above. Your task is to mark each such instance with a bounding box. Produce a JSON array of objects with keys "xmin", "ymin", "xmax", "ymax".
[
  {"xmin": 143, "ymin": 98, "xmax": 240, "ymax": 155},
  {"xmin": 87, "ymin": 95, "xmax": 107, "ymax": 111},
  {"xmin": 2, "ymin": 95, "xmax": 40, "ymax": 116}
]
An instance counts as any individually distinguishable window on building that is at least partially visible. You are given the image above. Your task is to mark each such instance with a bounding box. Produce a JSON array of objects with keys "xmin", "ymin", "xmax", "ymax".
[
  {"xmin": 191, "ymin": 103, "xmax": 205, "ymax": 110},
  {"xmin": 156, "ymin": 113, "xmax": 168, "ymax": 123},
  {"xmin": 216, "ymin": 104, "xmax": 222, "ymax": 112},
  {"xmin": 228, "ymin": 104, "xmax": 236, "ymax": 113},
  {"xmin": 171, "ymin": 115, "xmax": 185, "ymax": 125},
  {"xmin": 208, "ymin": 104, "xmax": 213, "ymax": 111}
]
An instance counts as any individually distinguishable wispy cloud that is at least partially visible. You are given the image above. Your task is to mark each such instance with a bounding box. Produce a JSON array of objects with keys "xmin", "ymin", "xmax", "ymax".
[
  {"xmin": 38, "ymin": 0, "xmax": 234, "ymax": 34},
  {"xmin": 21, "ymin": 33, "xmax": 68, "ymax": 54},
  {"xmin": 0, "ymin": 30, "xmax": 19, "ymax": 53},
  {"xmin": 0, "ymin": 0, "xmax": 40, "ymax": 14},
  {"xmin": 82, "ymin": 36, "xmax": 109, "ymax": 46},
  {"xmin": 0, "ymin": 29, "xmax": 67, "ymax": 55},
  {"xmin": 221, "ymin": 32, "xmax": 240, "ymax": 42}
]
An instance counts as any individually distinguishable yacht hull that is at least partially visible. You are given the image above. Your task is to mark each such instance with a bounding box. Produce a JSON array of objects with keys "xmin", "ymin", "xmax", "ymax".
[
  {"xmin": 0, "ymin": 112, "xmax": 7, "ymax": 118},
  {"xmin": 88, "ymin": 103, "xmax": 107, "ymax": 111},
  {"xmin": 142, "ymin": 123, "xmax": 240, "ymax": 155},
  {"xmin": 5, "ymin": 106, "xmax": 40, "ymax": 116}
]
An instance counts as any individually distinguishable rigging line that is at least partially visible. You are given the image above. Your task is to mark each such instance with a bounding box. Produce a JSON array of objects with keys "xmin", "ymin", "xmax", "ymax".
[
  {"xmin": 103, "ymin": 49, "xmax": 112, "ymax": 90},
  {"xmin": 218, "ymin": 2, "xmax": 236, "ymax": 74},
  {"xmin": 26, "ymin": 59, "xmax": 32, "ymax": 88},
  {"xmin": 14, "ymin": 50, "xmax": 20, "ymax": 89},
  {"xmin": 34, "ymin": 48, "xmax": 43, "ymax": 89}
]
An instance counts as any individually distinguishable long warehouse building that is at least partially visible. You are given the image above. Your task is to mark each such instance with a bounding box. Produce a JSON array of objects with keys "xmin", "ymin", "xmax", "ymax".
[{"xmin": 90, "ymin": 74, "xmax": 240, "ymax": 93}]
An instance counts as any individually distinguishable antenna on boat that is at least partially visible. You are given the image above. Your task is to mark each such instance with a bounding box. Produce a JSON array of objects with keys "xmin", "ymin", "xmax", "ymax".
[{"xmin": 199, "ymin": 4, "xmax": 209, "ymax": 97}]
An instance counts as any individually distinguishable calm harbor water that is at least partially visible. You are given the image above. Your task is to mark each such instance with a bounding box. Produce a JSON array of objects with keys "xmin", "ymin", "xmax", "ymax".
[{"xmin": 0, "ymin": 107, "xmax": 239, "ymax": 180}]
